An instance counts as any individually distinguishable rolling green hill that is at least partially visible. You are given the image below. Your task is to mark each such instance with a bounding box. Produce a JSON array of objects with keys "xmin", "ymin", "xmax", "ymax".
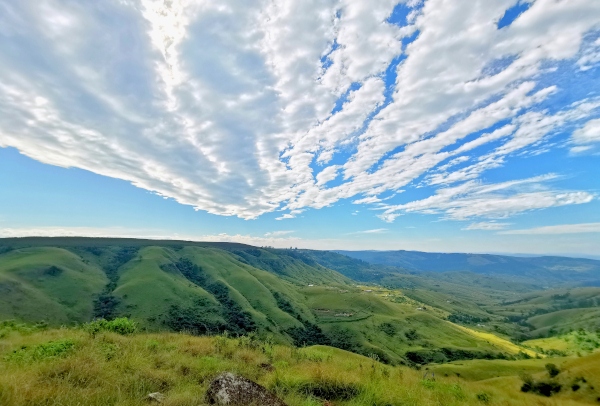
[
  {"xmin": 0, "ymin": 247, "xmax": 107, "ymax": 324},
  {"xmin": 0, "ymin": 237, "xmax": 542, "ymax": 366}
]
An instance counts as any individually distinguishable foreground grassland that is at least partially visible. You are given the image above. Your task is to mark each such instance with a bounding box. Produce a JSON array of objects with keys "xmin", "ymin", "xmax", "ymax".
[{"xmin": 1, "ymin": 324, "xmax": 599, "ymax": 406}]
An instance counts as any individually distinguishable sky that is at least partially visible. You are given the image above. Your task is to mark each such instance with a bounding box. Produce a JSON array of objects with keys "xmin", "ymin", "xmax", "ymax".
[{"xmin": 0, "ymin": 0, "xmax": 599, "ymax": 257}]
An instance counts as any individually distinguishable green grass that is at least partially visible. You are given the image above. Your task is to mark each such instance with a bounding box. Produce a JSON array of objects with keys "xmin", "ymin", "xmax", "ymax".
[
  {"xmin": 524, "ymin": 330, "xmax": 600, "ymax": 356},
  {"xmin": 1, "ymin": 325, "xmax": 597, "ymax": 406},
  {"xmin": 526, "ymin": 308, "xmax": 600, "ymax": 336},
  {"xmin": 429, "ymin": 358, "xmax": 556, "ymax": 381},
  {"xmin": 180, "ymin": 247, "xmax": 306, "ymax": 331},
  {"xmin": 298, "ymin": 286, "xmax": 533, "ymax": 364},
  {"xmin": 0, "ymin": 247, "xmax": 107, "ymax": 324},
  {"xmin": 112, "ymin": 247, "xmax": 225, "ymax": 330}
]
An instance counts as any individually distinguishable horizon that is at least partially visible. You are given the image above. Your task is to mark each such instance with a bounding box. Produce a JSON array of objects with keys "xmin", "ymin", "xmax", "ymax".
[
  {"xmin": 1, "ymin": 1, "xmax": 599, "ymax": 257},
  {"xmin": 1, "ymin": 235, "xmax": 599, "ymax": 261}
]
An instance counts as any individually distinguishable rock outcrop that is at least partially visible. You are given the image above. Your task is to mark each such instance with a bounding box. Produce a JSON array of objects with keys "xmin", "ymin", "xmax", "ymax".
[{"xmin": 206, "ymin": 372, "xmax": 287, "ymax": 406}]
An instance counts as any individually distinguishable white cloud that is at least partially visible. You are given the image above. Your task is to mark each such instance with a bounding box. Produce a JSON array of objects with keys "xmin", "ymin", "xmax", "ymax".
[
  {"xmin": 346, "ymin": 228, "xmax": 388, "ymax": 235},
  {"xmin": 0, "ymin": 0, "xmax": 598, "ymax": 224},
  {"xmin": 570, "ymin": 145, "xmax": 593, "ymax": 154},
  {"xmin": 378, "ymin": 174, "xmax": 595, "ymax": 222},
  {"xmin": 500, "ymin": 222, "xmax": 600, "ymax": 235},
  {"xmin": 352, "ymin": 196, "xmax": 382, "ymax": 205},
  {"xmin": 572, "ymin": 118, "xmax": 600, "ymax": 144},
  {"xmin": 577, "ymin": 36, "xmax": 600, "ymax": 71},
  {"xmin": 463, "ymin": 222, "xmax": 511, "ymax": 231},
  {"xmin": 264, "ymin": 230, "xmax": 295, "ymax": 237}
]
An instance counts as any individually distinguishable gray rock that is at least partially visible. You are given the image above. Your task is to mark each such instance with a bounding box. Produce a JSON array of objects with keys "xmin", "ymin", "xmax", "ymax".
[
  {"xmin": 206, "ymin": 372, "xmax": 287, "ymax": 406},
  {"xmin": 147, "ymin": 392, "xmax": 165, "ymax": 403}
]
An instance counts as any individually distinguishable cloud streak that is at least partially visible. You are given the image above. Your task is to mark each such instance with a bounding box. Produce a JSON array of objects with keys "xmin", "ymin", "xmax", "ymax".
[{"xmin": 500, "ymin": 222, "xmax": 600, "ymax": 235}]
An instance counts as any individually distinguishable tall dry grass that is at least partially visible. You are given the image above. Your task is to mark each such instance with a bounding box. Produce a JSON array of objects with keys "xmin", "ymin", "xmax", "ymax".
[{"xmin": 0, "ymin": 321, "xmax": 595, "ymax": 405}]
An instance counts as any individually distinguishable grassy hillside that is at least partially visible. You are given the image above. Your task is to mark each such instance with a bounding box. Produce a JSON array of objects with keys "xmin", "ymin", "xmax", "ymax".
[
  {"xmin": 0, "ymin": 247, "xmax": 107, "ymax": 324},
  {"xmin": 485, "ymin": 287, "xmax": 600, "ymax": 338},
  {"xmin": 0, "ymin": 323, "xmax": 597, "ymax": 406},
  {"xmin": 295, "ymin": 285, "xmax": 531, "ymax": 364},
  {"xmin": 524, "ymin": 330, "xmax": 600, "ymax": 356}
]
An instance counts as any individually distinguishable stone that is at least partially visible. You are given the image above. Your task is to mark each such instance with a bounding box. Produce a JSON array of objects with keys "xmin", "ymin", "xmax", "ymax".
[
  {"xmin": 147, "ymin": 392, "xmax": 165, "ymax": 403},
  {"xmin": 206, "ymin": 372, "xmax": 287, "ymax": 406}
]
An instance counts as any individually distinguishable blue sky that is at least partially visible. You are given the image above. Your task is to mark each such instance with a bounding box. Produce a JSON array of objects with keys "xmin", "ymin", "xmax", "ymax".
[{"xmin": 0, "ymin": 0, "xmax": 599, "ymax": 257}]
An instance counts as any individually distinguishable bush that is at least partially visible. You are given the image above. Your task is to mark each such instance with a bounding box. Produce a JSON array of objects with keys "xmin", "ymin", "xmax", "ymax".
[
  {"xmin": 84, "ymin": 318, "xmax": 137, "ymax": 336},
  {"xmin": 378, "ymin": 323, "xmax": 397, "ymax": 337},
  {"xmin": 545, "ymin": 363, "xmax": 560, "ymax": 378},
  {"xmin": 405, "ymin": 348, "xmax": 508, "ymax": 365},
  {"xmin": 274, "ymin": 377, "xmax": 362, "ymax": 401},
  {"xmin": 520, "ymin": 373, "xmax": 561, "ymax": 397},
  {"xmin": 404, "ymin": 328, "xmax": 420, "ymax": 341},
  {"xmin": 287, "ymin": 323, "xmax": 330, "ymax": 347},
  {"xmin": 164, "ymin": 301, "xmax": 225, "ymax": 335},
  {"xmin": 476, "ymin": 392, "xmax": 491, "ymax": 403},
  {"xmin": 533, "ymin": 381, "xmax": 562, "ymax": 397}
]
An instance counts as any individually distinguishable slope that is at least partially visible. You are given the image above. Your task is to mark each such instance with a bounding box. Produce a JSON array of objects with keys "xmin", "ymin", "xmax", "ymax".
[{"xmin": 0, "ymin": 247, "xmax": 106, "ymax": 324}]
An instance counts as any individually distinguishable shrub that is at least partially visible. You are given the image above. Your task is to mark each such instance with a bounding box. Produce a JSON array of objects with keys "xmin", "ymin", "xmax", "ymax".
[
  {"xmin": 533, "ymin": 381, "xmax": 562, "ymax": 397},
  {"xmin": 287, "ymin": 323, "xmax": 330, "ymax": 347},
  {"xmin": 545, "ymin": 363, "xmax": 560, "ymax": 378},
  {"xmin": 404, "ymin": 328, "xmax": 420, "ymax": 341},
  {"xmin": 164, "ymin": 301, "xmax": 225, "ymax": 335},
  {"xmin": 476, "ymin": 392, "xmax": 491, "ymax": 403},
  {"xmin": 520, "ymin": 373, "xmax": 561, "ymax": 397},
  {"xmin": 378, "ymin": 323, "xmax": 397, "ymax": 337},
  {"xmin": 84, "ymin": 318, "xmax": 137, "ymax": 336},
  {"xmin": 274, "ymin": 378, "xmax": 362, "ymax": 401}
]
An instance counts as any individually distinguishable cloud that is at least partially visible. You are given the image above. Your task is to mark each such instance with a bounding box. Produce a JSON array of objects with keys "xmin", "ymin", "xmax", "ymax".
[
  {"xmin": 570, "ymin": 145, "xmax": 593, "ymax": 154},
  {"xmin": 275, "ymin": 209, "xmax": 304, "ymax": 220},
  {"xmin": 500, "ymin": 222, "xmax": 600, "ymax": 235},
  {"xmin": 578, "ymin": 37, "xmax": 600, "ymax": 71},
  {"xmin": 264, "ymin": 230, "xmax": 295, "ymax": 237},
  {"xmin": 0, "ymin": 0, "xmax": 598, "ymax": 224},
  {"xmin": 463, "ymin": 221, "xmax": 512, "ymax": 231},
  {"xmin": 572, "ymin": 118, "xmax": 600, "ymax": 144},
  {"xmin": 377, "ymin": 174, "xmax": 595, "ymax": 222},
  {"xmin": 346, "ymin": 228, "xmax": 388, "ymax": 235}
]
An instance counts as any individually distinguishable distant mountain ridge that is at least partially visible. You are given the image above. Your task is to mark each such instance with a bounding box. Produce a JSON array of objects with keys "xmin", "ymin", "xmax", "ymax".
[{"xmin": 334, "ymin": 250, "xmax": 600, "ymax": 285}]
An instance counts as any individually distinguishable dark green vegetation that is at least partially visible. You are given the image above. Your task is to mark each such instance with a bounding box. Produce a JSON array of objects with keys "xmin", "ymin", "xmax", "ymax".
[{"xmin": 1, "ymin": 237, "xmax": 599, "ymax": 367}]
